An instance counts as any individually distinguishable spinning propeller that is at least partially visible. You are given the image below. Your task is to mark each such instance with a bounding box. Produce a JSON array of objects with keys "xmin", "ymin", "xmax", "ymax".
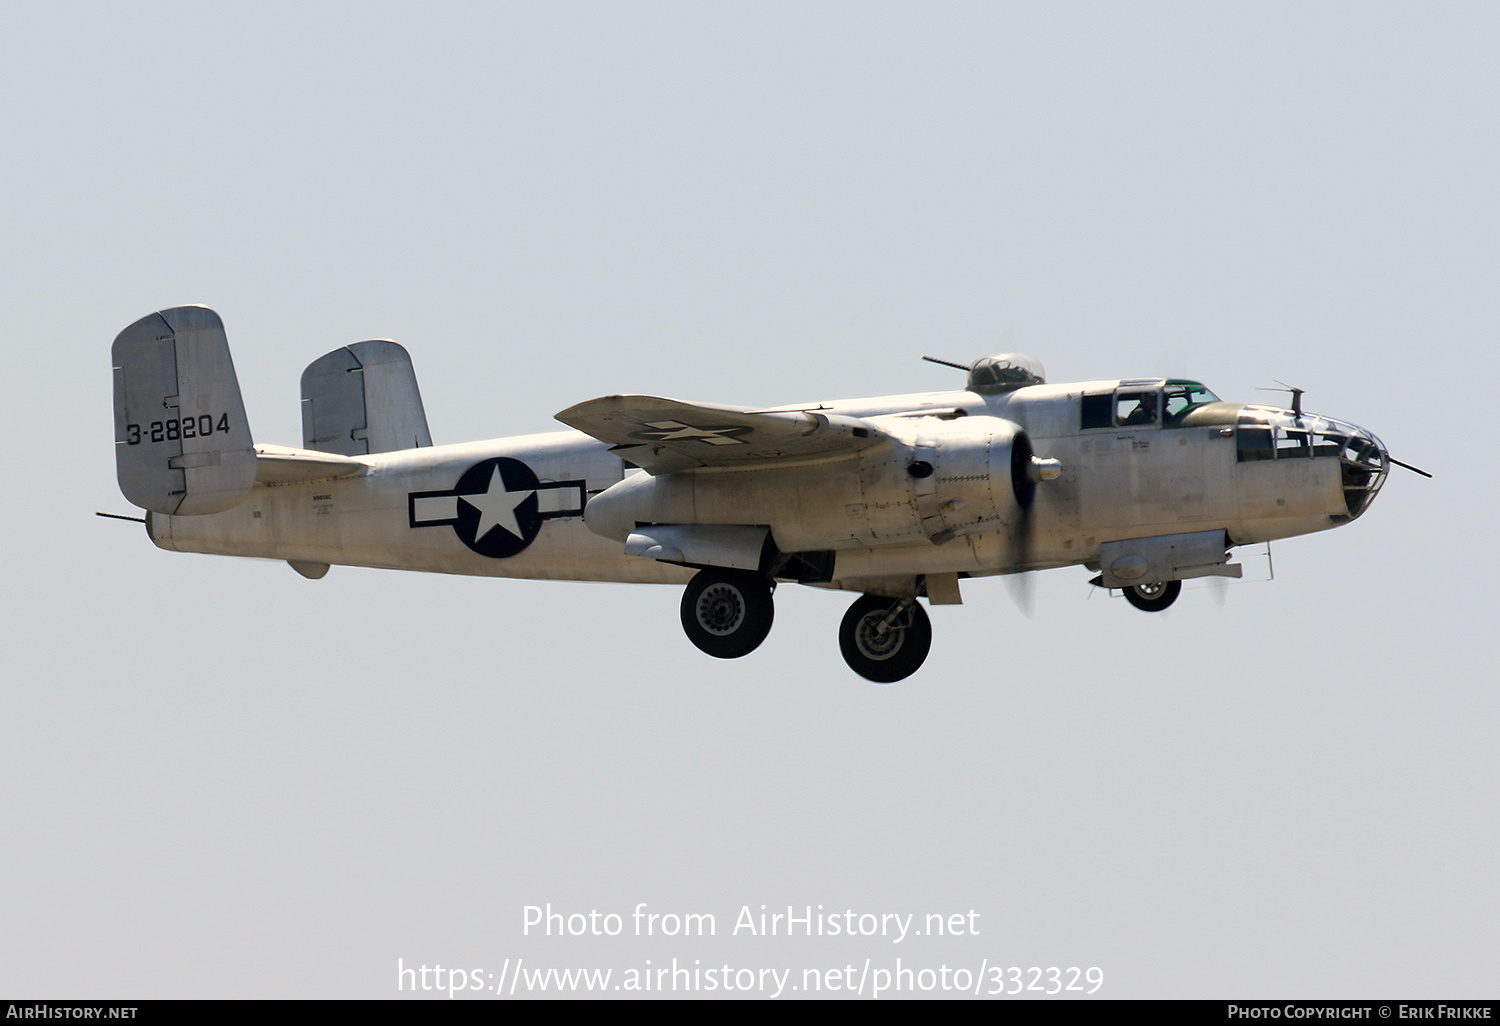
[{"xmin": 923, "ymin": 352, "xmax": 1058, "ymax": 615}]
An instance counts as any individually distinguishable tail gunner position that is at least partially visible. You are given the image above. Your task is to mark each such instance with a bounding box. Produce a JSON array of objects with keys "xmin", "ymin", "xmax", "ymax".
[{"xmin": 111, "ymin": 307, "xmax": 1417, "ymax": 683}]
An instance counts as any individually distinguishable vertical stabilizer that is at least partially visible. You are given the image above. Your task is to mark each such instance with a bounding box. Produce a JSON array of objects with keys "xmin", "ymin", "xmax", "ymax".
[
  {"xmin": 300, "ymin": 340, "xmax": 433, "ymax": 455},
  {"xmin": 112, "ymin": 306, "xmax": 257, "ymax": 515}
]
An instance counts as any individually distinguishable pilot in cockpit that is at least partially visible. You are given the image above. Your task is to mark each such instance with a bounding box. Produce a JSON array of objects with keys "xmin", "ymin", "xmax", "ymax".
[{"xmin": 1119, "ymin": 392, "xmax": 1158, "ymax": 426}]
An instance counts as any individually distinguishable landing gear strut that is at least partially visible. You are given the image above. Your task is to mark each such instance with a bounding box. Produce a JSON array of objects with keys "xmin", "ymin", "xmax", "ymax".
[
  {"xmin": 839, "ymin": 595, "xmax": 932, "ymax": 683},
  {"xmin": 680, "ymin": 569, "xmax": 775, "ymax": 658},
  {"xmin": 1123, "ymin": 579, "xmax": 1181, "ymax": 612}
]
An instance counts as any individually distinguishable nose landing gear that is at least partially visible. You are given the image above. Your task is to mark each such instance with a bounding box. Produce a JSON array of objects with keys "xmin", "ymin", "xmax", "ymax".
[{"xmin": 1122, "ymin": 579, "xmax": 1181, "ymax": 612}]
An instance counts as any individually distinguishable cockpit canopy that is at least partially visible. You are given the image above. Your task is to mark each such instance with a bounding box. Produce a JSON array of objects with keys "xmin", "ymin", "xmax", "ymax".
[
  {"xmin": 1163, "ymin": 380, "xmax": 1219, "ymax": 421},
  {"xmin": 967, "ymin": 354, "xmax": 1046, "ymax": 394},
  {"xmin": 1081, "ymin": 379, "xmax": 1222, "ymax": 429}
]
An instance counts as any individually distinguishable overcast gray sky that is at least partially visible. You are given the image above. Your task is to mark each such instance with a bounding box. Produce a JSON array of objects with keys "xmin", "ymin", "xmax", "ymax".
[{"xmin": 2, "ymin": 0, "xmax": 1495, "ymax": 999}]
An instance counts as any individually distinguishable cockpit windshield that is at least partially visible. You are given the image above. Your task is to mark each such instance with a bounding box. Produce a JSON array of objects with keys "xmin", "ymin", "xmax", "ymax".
[{"xmin": 1163, "ymin": 380, "xmax": 1220, "ymax": 423}]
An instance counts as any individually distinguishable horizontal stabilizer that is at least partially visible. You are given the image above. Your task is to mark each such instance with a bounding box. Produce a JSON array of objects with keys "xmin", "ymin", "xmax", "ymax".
[
  {"xmin": 254, "ymin": 444, "xmax": 368, "ymax": 485},
  {"xmin": 556, "ymin": 395, "xmax": 887, "ymax": 474},
  {"xmin": 301, "ymin": 340, "xmax": 433, "ymax": 455},
  {"xmin": 112, "ymin": 306, "xmax": 257, "ymax": 515}
]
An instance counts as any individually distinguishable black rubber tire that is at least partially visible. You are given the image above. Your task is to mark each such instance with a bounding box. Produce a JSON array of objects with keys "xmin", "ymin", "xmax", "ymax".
[
  {"xmin": 1123, "ymin": 579, "xmax": 1181, "ymax": 612},
  {"xmin": 680, "ymin": 569, "xmax": 775, "ymax": 659},
  {"xmin": 838, "ymin": 595, "xmax": 932, "ymax": 684}
]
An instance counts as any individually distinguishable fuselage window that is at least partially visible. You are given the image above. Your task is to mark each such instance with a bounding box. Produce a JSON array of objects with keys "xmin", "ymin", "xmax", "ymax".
[
  {"xmin": 1237, "ymin": 427, "xmax": 1274, "ymax": 461},
  {"xmin": 1116, "ymin": 392, "xmax": 1159, "ymax": 427},
  {"xmin": 1276, "ymin": 429, "xmax": 1311, "ymax": 459},
  {"xmin": 1080, "ymin": 393, "xmax": 1113, "ymax": 429},
  {"xmin": 1311, "ymin": 432, "xmax": 1344, "ymax": 459},
  {"xmin": 1237, "ymin": 426, "xmax": 1319, "ymax": 462}
]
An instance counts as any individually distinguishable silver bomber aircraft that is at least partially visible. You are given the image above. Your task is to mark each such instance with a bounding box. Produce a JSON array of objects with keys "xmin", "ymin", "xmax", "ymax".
[{"xmin": 111, "ymin": 306, "xmax": 1405, "ymax": 683}]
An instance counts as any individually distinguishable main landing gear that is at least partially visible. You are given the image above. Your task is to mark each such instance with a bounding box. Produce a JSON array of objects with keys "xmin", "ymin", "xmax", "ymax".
[
  {"xmin": 839, "ymin": 595, "xmax": 932, "ymax": 684},
  {"xmin": 679, "ymin": 567, "xmax": 1179, "ymax": 679},
  {"xmin": 680, "ymin": 569, "xmax": 775, "ymax": 659},
  {"xmin": 1122, "ymin": 579, "xmax": 1181, "ymax": 612},
  {"xmin": 678, "ymin": 570, "xmax": 934, "ymax": 683}
]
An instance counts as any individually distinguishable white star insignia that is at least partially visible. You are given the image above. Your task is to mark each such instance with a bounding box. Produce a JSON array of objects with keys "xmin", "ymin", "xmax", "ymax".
[
  {"xmin": 460, "ymin": 464, "xmax": 536, "ymax": 541},
  {"xmin": 641, "ymin": 420, "xmax": 746, "ymax": 445}
]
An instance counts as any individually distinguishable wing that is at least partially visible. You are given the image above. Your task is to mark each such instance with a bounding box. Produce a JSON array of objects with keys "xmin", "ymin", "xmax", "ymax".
[{"xmin": 556, "ymin": 395, "xmax": 888, "ymax": 474}]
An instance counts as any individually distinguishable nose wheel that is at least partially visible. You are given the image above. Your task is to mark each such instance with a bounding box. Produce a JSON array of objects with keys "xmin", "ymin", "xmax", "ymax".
[
  {"xmin": 680, "ymin": 569, "xmax": 775, "ymax": 658},
  {"xmin": 839, "ymin": 595, "xmax": 932, "ymax": 683},
  {"xmin": 1123, "ymin": 580, "xmax": 1180, "ymax": 612}
]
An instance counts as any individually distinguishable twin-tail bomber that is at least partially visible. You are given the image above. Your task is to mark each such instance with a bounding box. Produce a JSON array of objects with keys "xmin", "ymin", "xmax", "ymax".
[{"xmin": 110, "ymin": 306, "xmax": 1408, "ymax": 682}]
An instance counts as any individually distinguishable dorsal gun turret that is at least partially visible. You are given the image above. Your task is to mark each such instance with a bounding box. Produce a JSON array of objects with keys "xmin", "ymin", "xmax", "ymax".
[{"xmin": 966, "ymin": 354, "xmax": 1045, "ymax": 394}]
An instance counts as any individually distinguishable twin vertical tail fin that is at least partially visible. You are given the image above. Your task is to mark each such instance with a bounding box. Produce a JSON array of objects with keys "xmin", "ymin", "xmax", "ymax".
[
  {"xmin": 300, "ymin": 339, "xmax": 432, "ymax": 455},
  {"xmin": 112, "ymin": 306, "xmax": 257, "ymax": 515},
  {"xmin": 113, "ymin": 308, "xmax": 433, "ymax": 513}
]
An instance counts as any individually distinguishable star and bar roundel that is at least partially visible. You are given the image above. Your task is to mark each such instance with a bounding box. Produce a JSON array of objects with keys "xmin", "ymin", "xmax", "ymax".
[
  {"xmin": 627, "ymin": 419, "xmax": 750, "ymax": 445},
  {"xmin": 408, "ymin": 457, "xmax": 585, "ymax": 558}
]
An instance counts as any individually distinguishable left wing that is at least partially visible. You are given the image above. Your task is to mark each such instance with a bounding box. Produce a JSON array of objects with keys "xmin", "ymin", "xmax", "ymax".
[{"xmin": 556, "ymin": 395, "xmax": 888, "ymax": 474}]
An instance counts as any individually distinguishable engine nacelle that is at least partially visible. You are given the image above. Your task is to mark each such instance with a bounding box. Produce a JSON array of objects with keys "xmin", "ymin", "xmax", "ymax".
[
  {"xmin": 900, "ymin": 415, "xmax": 1050, "ymax": 543},
  {"xmin": 584, "ymin": 415, "xmax": 1058, "ymax": 556}
]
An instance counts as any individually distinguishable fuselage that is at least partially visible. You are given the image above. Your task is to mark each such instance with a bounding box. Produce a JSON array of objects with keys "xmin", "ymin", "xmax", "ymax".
[{"xmin": 147, "ymin": 377, "xmax": 1389, "ymax": 592}]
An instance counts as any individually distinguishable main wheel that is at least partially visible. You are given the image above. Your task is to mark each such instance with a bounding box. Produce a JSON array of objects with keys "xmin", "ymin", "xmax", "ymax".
[
  {"xmin": 839, "ymin": 595, "xmax": 932, "ymax": 683},
  {"xmin": 680, "ymin": 569, "xmax": 775, "ymax": 659},
  {"xmin": 1123, "ymin": 579, "xmax": 1181, "ymax": 612}
]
